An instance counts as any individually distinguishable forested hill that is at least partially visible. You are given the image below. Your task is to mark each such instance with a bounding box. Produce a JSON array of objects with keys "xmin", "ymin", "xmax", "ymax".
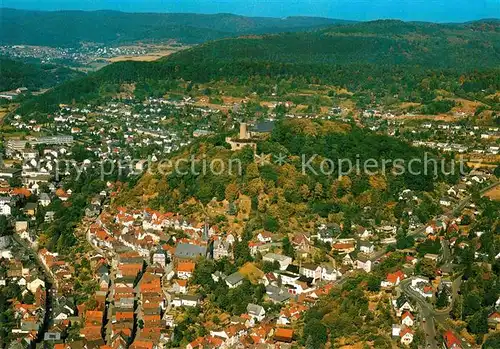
[
  {"xmin": 16, "ymin": 19, "xmax": 500, "ymax": 114},
  {"xmin": 0, "ymin": 8, "xmax": 352, "ymax": 47},
  {"xmin": 0, "ymin": 58, "xmax": 84, "ymax": 92},
  {"xmin": 168, "ymin": 19, "xmax": 500, "ymax": 69}
]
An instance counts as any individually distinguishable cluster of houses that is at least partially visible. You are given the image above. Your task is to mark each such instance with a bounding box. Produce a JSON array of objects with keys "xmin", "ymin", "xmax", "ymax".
[
  {"xmin": 391, "ymin": 295, "xmax": 416, "ymax": 346},
  {"xmin": 0, "ymin": 247, "xmax": 47, "ymax": 346},
  {"xmin": 84, "ymin": 205, "xmax": 360, "ymax": 348},
  {"xmin": 410, "ymin": 123, "xmax": 499, "ymax": 155}
]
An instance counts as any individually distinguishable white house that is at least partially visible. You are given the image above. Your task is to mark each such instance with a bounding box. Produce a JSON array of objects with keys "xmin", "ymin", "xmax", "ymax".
[
  {"xmin": 393, "ymin": 296, "xmax": 414, "ymax": 317},
  {"xmin": 299, "ymin": 263, "xmax": 322, "ymax": 281},
  {"xmin": 411, "ymin": 276, "xmax": 430, "ymax": 288},
  {"xmin": 257, "ymin": 231, "xmax": 273, "ymax": 243},
  {"xmin": 247, "ymin": 303, "xmax": 266, "ymax": 322},
  {"xmin": 152, "ymin": 252, "xmax": 166, "ymax": 268},
  {"xmin": 0, "ymin": 203, "xmax": 11, "ymax": 216},
  {"xmin": 172, "ymin": 295, "xmax": 199, "ymax": 307},
  {"xmin": 381, "ymin": 270, "xmax": 405, "ymax": 288},
  {"xmin": 172, "ymin": 279, "xmax": 187, "ymax": 294},
  {"xmin": 38, "ymin": 193, "xmax": 51, "ymax": 207},
  {"xmin": 262, "ymin": 253, "xmax": 292, "ymax": 270},
  {"xmin": 400, "ymin": 328, "xmax": 414, "ymax": 345},
  {"xmin": 27, "ymin": 278, "xmax": 45, "ymax": 294},
  {"xmin": 225, "ymin": 272, "xmax": 244, "ymax": 289},
  {"xmin": 342, "ymin": 254, "xmax": 354, "ymax": 266},
  {"xmin": 392, "ymin": 324, "xmax": 401, "ymax": 337},
  {"xmin": 359, "ymin": 241, "xmax": 375, "ymax": 254},
  {"xmin": 321, "ymin": 266, "xmax": 341, "ymax": 281},
  {"xmin": 356, "ymin": 256, "xmax": 372, "ymax": 273},
  {"xmin": 401, "ymin": 312, "xmax": 414, "ymax": 327},
  {"xmin": 176, "ymin": 262, "xmax": 195, "ymax": 280},
  {"xmin": 439, "ymin": 197, "xmax": 452, "ymax": 207}
]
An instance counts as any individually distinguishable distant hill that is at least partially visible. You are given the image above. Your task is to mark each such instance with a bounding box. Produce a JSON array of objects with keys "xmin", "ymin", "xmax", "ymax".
[
  {"xmin": 16, "ymin": 19, "xmax": 500, "ymax": 113},
  {"xmin": 0, "ymin": 8, "xmax": 354, "ymax": 47},
  {"xmin": 166, "ymin": 19, "xmax": 500, "ymax": 69},
  {"xmin": 0, "ymin": 58, "xmax": 84, "ymax": 92}
]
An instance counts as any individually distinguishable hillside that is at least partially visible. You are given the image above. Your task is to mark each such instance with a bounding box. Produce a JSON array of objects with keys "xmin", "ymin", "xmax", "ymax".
[
  {"xmin": 113, "ymin": 119, "xmax": 452, "ymax": 235},
  {"xmin": 0, "ymin": 8, "xmax": 352, "ymax": 47},
  {"xmin": 169, "ymin": 19, "xmax": 500, "ymax": 69},
  {"xmin": 0, "ymin": 58, "xmax": 85, "ymax": 92},
  {"xmin": 16, "ymin": 19, "xmax": 500, "ymax": 114}
]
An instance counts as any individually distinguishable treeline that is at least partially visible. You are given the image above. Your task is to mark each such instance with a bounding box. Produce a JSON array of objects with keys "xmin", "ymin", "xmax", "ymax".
[{"xmin": 0, "ymin": 8, "xmax": 350, "ymax": 47}]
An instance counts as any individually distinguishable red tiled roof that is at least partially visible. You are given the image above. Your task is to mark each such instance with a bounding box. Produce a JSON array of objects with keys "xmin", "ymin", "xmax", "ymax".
[
  {"xmin": 443, "ymin": 330, "xmax": 462, "ymax": 349},
  {"xmin": 274, "ymin": 328, "xmax": 293, "ymax": 341},
  {"xmin": 387, "ymin": 270, "xmax": 405, "ymax": 284},
  {"xmin": 177, "ymin": 261, "xmax": 196, "ymax": 273},
  {"xmin": 402, "ymin": 311, "xmax": 414, "ymax": 320}
]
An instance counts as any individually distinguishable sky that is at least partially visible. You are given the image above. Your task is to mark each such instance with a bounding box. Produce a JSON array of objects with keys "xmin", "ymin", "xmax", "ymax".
[{"xmin": 1, "ymin": 0, "xmax": 499, "ymax": 22}]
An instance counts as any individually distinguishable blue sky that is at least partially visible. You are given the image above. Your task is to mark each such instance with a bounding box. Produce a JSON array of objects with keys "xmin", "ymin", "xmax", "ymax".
[{"xmin": 2, "ymin": 0, "xmax": 499, "ymax": 22}]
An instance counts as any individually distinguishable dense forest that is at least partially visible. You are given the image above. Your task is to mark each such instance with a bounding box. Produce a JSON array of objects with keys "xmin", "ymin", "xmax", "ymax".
[
  {"xmin": 0, "ymin": 58, "xmax": 84, "ymax": 91},
  {"xmin": 0, "ymin": 8, "xmax": 352, "ymax": 47},
  {"xmin": 15, "ymin": 19, "xmax": 500, "ymax": 114}
]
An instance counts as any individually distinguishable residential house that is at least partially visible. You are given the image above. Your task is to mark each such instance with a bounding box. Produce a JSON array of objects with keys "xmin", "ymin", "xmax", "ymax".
[
  {"xmin": 359, "ymin": 241, "xmax": 375, "ymax": 254},
  {"xmin": 176, "ymin": 262, "xmax": 196, "ymax": 279},
  {"xmin": 24, "ymin": 202, "xmax": 37, "ymax": 216},
  {"xmin": 321, "ymin": 266, "xmax": 341, "ymax": 281},
  {"xmin": 247, "ymin": 303, "xmax": 266, "ymax": 322},
  {"xmin": 172, "ymin": 294, "xmax": 200, "ymax": 308},
  {"xmin": 257, "ymin": 231, "xmax": 273, "ymax": 243},
  {"xmin": 401, "ymin": 312, "xmax": 414, "ymax": 327},
  {"xmin": 274, "ymin": 328, "xmax": 294, "ymax": 343},
  {"xmin": 443, "ymin": 330, "xmax": 462, "ymax": 349},
  {"xmin": 225, "ymin": 272, "xmax": 244, "ymax": 289},
  {"xmin": 332, "ymin": 242, "xmax": 356, "ymax": 254},
  {"xmin": 27, "ymin": 278, "xmax": 45, "ymax": 294},
  {"xmin": 381, "ymin": 270, "xmax": 405, "ymax": 288},
  {"xmin": 356, "ymin": 226, "xmax": 373, "ymax": 240},
  {"xmin": 393, "ymin": 295, "xmax": 414, "ymax": 317},
  {"xmin": 265, "ymin": 285, "xmax": 291, "ymax": 303},
  {"xmin": 440, "ymin": 197, "xmax": 452, "ymax": 207},
  {"xmin": 400, "ymin": 328, "xmax": 414, "ymax": 345},
  {"xmin": 262, "ymin": 253, "xmax": 292, "ymax": 271},
  {"xmin": 488, "ymin": 312, "xmax": 500, "ymax": 329},
  {"xmin": 356, "ymin": 255, "xmax": 372, "ymax": 273},
  {"xmin": 152, "ymin": 251, "xmax": 166, "ymax": 268},
  {"xmin": 38, "ymin": 193, "xmax": 51, "ymax": 207},
  {"xmin": 172, "ymin": 279, "xmax": 187, "ymax": 294},
  {"xmin": 342, "ymin": 254, "xmax": 354, "ymax": 266},
  {"xmin": 299, "ymin": 263, "xmax": 322, "ymax": 282}
]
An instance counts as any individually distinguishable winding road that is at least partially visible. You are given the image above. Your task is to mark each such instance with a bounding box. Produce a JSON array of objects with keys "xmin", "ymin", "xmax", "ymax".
[{"xmin": 400, "ymin": 277, "xmax": 469, "ymax": 349}]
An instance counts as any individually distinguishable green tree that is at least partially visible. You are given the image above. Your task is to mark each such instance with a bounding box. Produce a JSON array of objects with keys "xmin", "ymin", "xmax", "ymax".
[
  {"xmin": 483, "ymin": 332, "xmax": 500, "ymax": 349},
  {"xmin": 282, "ymin": 236, "xmax": 295, "ymax": 258},
  {"xmin": 416, "ymin": 258, "xmax": 437, "ymax": 279},
  {"xmin": 367, "ymin": 275, "xmax": 381, "ymax": 292},
  {"xmin": 468, "ymin": 310, "xmax": 488, "ymax": 335},
  {"xmin": 436, "ymin": 287, "xmax": 450, "ymax": 309},
  {"xmin": 303, "ymin": 318, "xmax": 328, "ymax": 348},
  {"xmin": 463, "ymin": 293, "xmax": 482, "ymax": 317}
]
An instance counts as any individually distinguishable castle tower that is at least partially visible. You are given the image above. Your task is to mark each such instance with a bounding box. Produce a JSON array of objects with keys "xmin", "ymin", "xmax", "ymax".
[{"xmin": 239, "ymin": 123, "xmax": 248, "ymax": 139}]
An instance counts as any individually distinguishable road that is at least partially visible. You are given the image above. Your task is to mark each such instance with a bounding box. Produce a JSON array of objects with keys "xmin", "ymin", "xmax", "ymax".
[
  {"xmin": 400, "ymin": 278, "xmax": 469, "ymax": 349},
  {"xmin": 399, "ymin": 182, "xmax": 500, "ymax": 347}
]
